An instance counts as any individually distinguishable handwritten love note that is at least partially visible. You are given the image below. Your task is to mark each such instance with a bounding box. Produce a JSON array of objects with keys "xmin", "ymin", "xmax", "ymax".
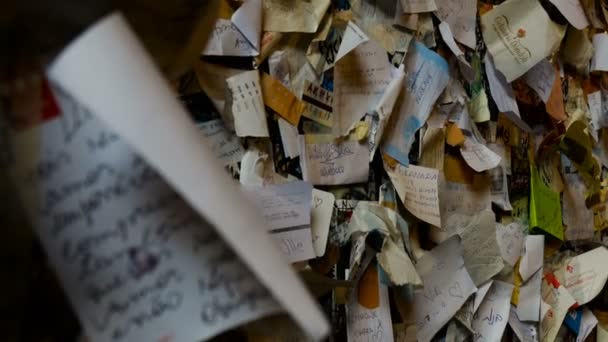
[{"xmin": 7, "ymin": 89, "xmax": 280, "ymax": 342}]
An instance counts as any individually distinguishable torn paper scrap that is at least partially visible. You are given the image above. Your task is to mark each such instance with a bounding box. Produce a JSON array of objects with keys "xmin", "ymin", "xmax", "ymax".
[
  {"xmin": 524, "ymin": 59, "xmax": 556, "ymax": 103},
  {"xmin": 311, "ymin": 189, "xmax": 335, "ymax": 257},
  {"xmin": 385, "ymin": 163, "xmax": 441, "ymax": 227},
  {"xmin": 481, "ymin": 0, "xmax": 566, "ymax": 82},
  {"xmin": 459, "ymin": 210, "xmax": 505, "ymax": 286},
  {"xmin": 333, "ymin": 33, "xmax": 390, "ymax": 136},
  {"xmin": 299, "ymin": 134, "xmax": 370, "ymax": 185},
  {"xmin": 496, "ymin": 222, "xmax": 524, "ymax": 267},
  {"xmin": 520, "ymin": 235, "xmax": 544, "ymax": 282},
  {"xmin": 383, "ymin": 42, "xmax": 449, "ymax": 165},
  {"xmin": 7, "ymin": 89, "xmax": 281, "ymax": 342},
  {"xmin": 262, "ymin": 0, "xmax": 331, "ymax": 33},
  {"xmin": 369, "ymin": 65, "xmax": 406, "ymax": 161},
  {"xmin": 231, "ymin": 0, "xmax": 262, "ymax": 52},
  {"xmin": 434, "ymin": 0, "xmax": 477, "ymax": 48},
  {"xmin": 377, "ymin": 238, "xmax": 422, "ymax": 286},
  {"xmin": 472, "ymin": 281, "xmax": 514, "ymax": 342},
  {"xmin": 47, "ymin": 13, "xmax": 329, "ymax": 339},
  {"xmin": 591, "ymin": 33, "xmax": 608, "ymax": 72},
  {"xmin": 549, "ymin": 0, "xmax": 589, "ymax": 29},
  {"xmin": 517, "ymin": 269, "xmax": 543, "ymax": 322},
  {"xmin": 540, "ymin": 275, "xmax": 576, "ymax": 342},
  {"xmin": 226, "ymin": 70, "xmax": 270, "ymax": 137},
  {"xmin": 400, "ymin": 0, "xmax": 437, "ymax": 13},
  {"xmin": 554, "ymin": 247, "xmax": 608, "ymax": 306},
  {"xmin": 203, "ymin": 19, "xmax": 257, "ymax": 56},
  {"xmin": 260, "ymin": 73, "xmax": 305, "ymax": 125}
]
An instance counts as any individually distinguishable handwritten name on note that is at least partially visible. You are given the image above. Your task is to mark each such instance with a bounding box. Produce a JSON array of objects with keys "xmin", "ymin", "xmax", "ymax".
[
  {"xmin": 300, "ymin": 135, "xmax": 370, "ymax": 185},
  {"xmin": 472, "ymin": 281, "xmax": 514, "ymax": 342},
  {"xmin": 385, "ymin": 163, "xmax": 441, "ymax": 227},
  {"xmin": 246, "ymin": 181, "xmax": 316, "ymax": 263},
  {"xmin": 7, "ymin": 89, "xmax": 279, "ymax": 342}
]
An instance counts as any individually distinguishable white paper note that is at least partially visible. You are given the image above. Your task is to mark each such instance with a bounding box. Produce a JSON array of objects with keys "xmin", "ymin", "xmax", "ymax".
[
  {"xmin": 333, "ymin": 35, "xmax": 391, "ymax": 136},
  {"xmin": 509, "ymin": 306, "xmax": 539, "ymax": 342},
  {"xmin": 278, "ymin": 118, "xmax": 300, "ymax": 158},
  {"xmin": 549, "ymin": 0, "xmax": 589, "ymax": 29},
  {"xmin": 7, "ymin": 91, "xmax": 280, "ymax": 342},
  {"xmin": 299, "ymin": 135, "xmax": 370, "ymax": 185},
  {"xmin": 369, "ymin": 65, "xmax": 405, "ymax": 161},
  {"xmin": 517, "ymin": 269, "xmax": 543, "ymax": 322},
  {"xmin": 460, "ymin": 139, "xmax": 502, "ymax": 172},
  {"xmin": 335, "ymin": 21, "xmax": 369, "ymax": 62},
  {"xmin": 434, "ymin": 0, "xmax": 477, "ymax": 48},
  {"xmin": 226, "ymin": 70, "xmax": 270, "ymax": 137},
  {"xmin": 383, "ymin": 42, "xmax": 449, "ymax": 166},
  {"xmin": 347, "ymin": 270, "xmax": 394, "ymax": 342},
  {"xmin": 385, "ymin": 163, "xmax": 441, "ymax": 227},
  {"xmin": 47, "ymin": 13, "xmax": 329, "ymax": 340},
  {"xmin": 520, "ymin": 235, "xmax": 544, "ymax": 282},
  {"xmin": 481, "ymin": 0, "xmax": 566, "ymax": 82},
  {"xmin": 311, "ymin": 189, "xmax": 335, "ymax": 257},
  {"xmin": 496, "ymin": 222, "xmax": 524, "ymax": 267},
  {"xmin": 409, "ymin": 236, "xmax": 477, "ymax": 342},
  {"xmin": 196, "ymin": 119, "xmax": 245, "ymax": 165},
  {"xmin": 554, "ymin": 247, "xmax": 608, "ymax": 306},
  {"xmin": 524, "ymin": 59, "xmax": 556, "ymax": 103},
  {"xmin": 472, "ymin": 281, "xmax": 514, "ymax": 342},
  {"xmin": 459, "ymin": 210, "xmax": 505, "ymax": 286},
  {"xmin": 202, "ymin": 19, "xmax": 257, "ymax": 56},
  {"xmin": 592, "ymin": 33, "xmax": 608, "ymax": 71},
  {"xmin": 232, "ymin": 0, "xmax": 263, "ymax": 51}
]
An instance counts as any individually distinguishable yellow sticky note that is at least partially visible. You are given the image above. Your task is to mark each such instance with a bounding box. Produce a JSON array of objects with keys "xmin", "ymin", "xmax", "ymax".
[
  {"xmin": 511, "ymin": 260, "xmax": 522, "ymax": 305},
  {"xmin": 530, "ymin": 164, "xmax": 564, "ymax": 240}
]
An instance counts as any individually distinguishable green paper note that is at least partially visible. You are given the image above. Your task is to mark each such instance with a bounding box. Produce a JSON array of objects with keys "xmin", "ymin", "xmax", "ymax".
[{"xmin": 529, "ymin": 164, "xmax": 563, "ymax": 240}]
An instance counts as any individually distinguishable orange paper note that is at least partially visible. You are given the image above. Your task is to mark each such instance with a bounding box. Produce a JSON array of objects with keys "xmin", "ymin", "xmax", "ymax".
[{"xmin": 261, "ymin": 73, "xmax": 305, "ymax": 125}]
